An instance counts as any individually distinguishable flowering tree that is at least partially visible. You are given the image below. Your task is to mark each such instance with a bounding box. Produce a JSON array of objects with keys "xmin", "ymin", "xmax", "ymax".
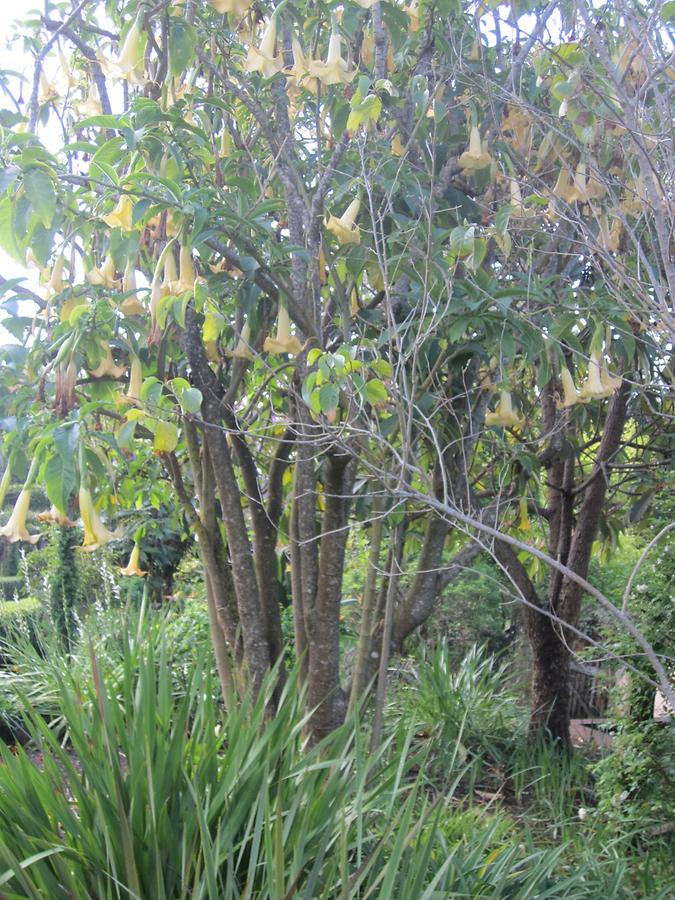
[{"xmin": 0, "ymin": 0, "xmax": 672, "ymax": 741}]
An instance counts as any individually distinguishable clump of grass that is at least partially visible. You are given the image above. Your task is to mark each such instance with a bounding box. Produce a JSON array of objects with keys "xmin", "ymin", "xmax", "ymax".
[{"xmin": 0, "ymin": 613, "xmax": 614, "ymax": 898}]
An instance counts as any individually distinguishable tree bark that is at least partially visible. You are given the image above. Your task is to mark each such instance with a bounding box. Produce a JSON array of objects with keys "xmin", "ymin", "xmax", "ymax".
[
  {"xmin": 305, "ymin": 451, "xmax": 357, "ymax": 741},
  {"xmin": 518, "ymin": 379, "xmax": 631, "ymax": 743}
]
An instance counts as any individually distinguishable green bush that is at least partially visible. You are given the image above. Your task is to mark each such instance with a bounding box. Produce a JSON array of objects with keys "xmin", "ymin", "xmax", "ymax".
[
  {"xmin": 402, "ymin": 642, "xmax": 526, "ymax": 788},
  {"xmin": 0, "ymin": 597, "xmax": 40, "ymax": 646}
]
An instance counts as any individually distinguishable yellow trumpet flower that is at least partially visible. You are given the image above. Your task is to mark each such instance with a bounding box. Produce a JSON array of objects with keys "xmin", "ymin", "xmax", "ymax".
[
  {"xmin": 148, "ymin": 244, "xmax": 177, "ymax": 345},
  {"xmin": 58, "ymin": 48, "xmax": 78, "ymax": 89},
  {"xmin": 38, "ymin": 70, "xmax": 58, "ymax": 104},
  {"xmin": 103, "ymin": 193, "xmax": 134, "ymax": 231},
  {"xmin": 45, "ymin": 256, "xmax": 66, "ymax": 298},
  {"xmin": 210, "ymin": 0, "xmax": 252, "ymax": 16},
  {"xmin": 37, "ymin": 505, "xmax": 77, "ymax": 527},
  {"xmin": 161, "ymin": 251, "xmax": 179, "ymax": 293},
  {"xmin": 308, "ymin": 31, "xmax": 356, "ymax": 86},
  {"xmin": 87, "ymin": 255, "xmax": 118, "ymax": 289},
  {"xmin": 601, "ymin": 362, "xmax": 622, "ymax": 394},
  {"xmin": 263, "ymin": 303, "xmax": 302, "ymax": 355},
  {"xmin": 244, "ymin": 17, "xmax": 283, "ymax": 78},
  {"xmin": 485, "ymin": 391, "xmax": 524, "ymax": 429},
  {"xmin": 125, "ymin": 354, "xmax": 143, "ymax": 402},
  {"xmin": 552, "ymin": 166, "xmax": 576, "ymax": 203},
  {"xmin": 598, "ymin": 215, "xmax": 621, "ymax": 253},
  {"xmin": 579, "ymin": 351, "xmax": 618, "ymax": 401},
  {"xmin": 0, "ymin": 490, "xmax": 40, "ymax": 544},
  {"xmin": 120, "ymin": 262, "xmax": 146, "ymax": 316},
  {"xmin": 79, "ymin": 485, "xmax": 122, "ymax": 551},
  {"xmin": 286, "ymin": 38, "xmax": 319, "ymax": 94},
  {"xmin": 509, "ymin": 179, "xmax": 529, "ymax": 216},
  {"xmin": 557, "ymin": 366, "xmax": 580, "ymax": 408},
  {"xmin": 120, "ymin": 542, "xmax": 147, "ymax": 577},
  {"xmin": 230, "ymin": 321, "xmax": 255, "ymax": 360},
  {"xmin": 101, "ymin": 18, "xmax": 145, "ymax": 85},
  {"xmin": 89, "ymin": 341, "xmax": 127, "ymax": 379},
  {"xmin": 168, "ymin": 244, "xmax": 196, "ymax": 295},
  {"xmin": 325, "ymin": 197, "xmax": 361, "ymax": 245},
  {"xmin": 459, "ymin": 126, "xmax": 492, "ymax": 174},
  {"xmin": 404, "ymin": 0, "xmax": 421, "ymax": 32},
  {"xmin": 76, "ymin": 82, "xmax": 103, "ymax": 119},
  {"xmin": 518, "ymin": 497, "xmax": 531, "ymax": 532},
  {"xmin": 361, "ymin": 29, "xmax": 375, "ymax": 68}
]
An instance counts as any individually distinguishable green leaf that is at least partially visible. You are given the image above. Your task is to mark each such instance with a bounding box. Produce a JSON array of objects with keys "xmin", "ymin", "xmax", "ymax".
[
  {"xmin": 44, "ymin": 450, "xmax": 76, "ymax": 514},
  {"xmin": 364, "ymin": 379, "xmax": 388, "ymax": 406},
  {"xmin": 153, "ymin": 420, "xmax": 179, "ymax": 453},
  {"xmin": 0, "ymin": 196, "xmax": 23, "ymax": 262},
  {"xmin": 319, "ymin": 382, "xmax": 339, "ymax": 414},
  {"xmin": 179, "ymin": 388, "xmax": 202, "ymax": 414},
  {"xmin": 203, "ymin": 306, "xmax": 224, "ymax": 343},
  {"xmin": 347, "ymin": 94, "xmax": 382, "ymax": 132},
  {"xmin": 23, "ymin": 168, "xmax": 56, "ymax": 228},
  {"xmin": 169, "ymin": 20, "xmax": 197, "ymax": 77},
  {"xmin": 0, "ymin": 164, "xmax": 20, "ymax": 197},
  {"xmin": 662, "ymin": 0, "xmax": 675, "ymax": 20}
]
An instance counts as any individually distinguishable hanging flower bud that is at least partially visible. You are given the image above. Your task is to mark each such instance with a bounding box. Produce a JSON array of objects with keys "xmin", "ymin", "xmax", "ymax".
[
  {"xmin": 361, "ymin": 29, "xmax": 375, "ymax": 68},
  {"xmin": 120, "ymin": 542, "xmax": 147, "ymax": 577},
  {"xmin": 308, "ymin": 30, "xmax": 356, "ymax": 86},
  {"xmin": 325, "ymin": 197, "xmax": 361, "ymax": 245},
  {"xmin": 263, "ymin": 302, "xmax": 302, "ymax": 355},
  {"xmin": 0, "ymin": 490, "xmax": 40, "ymax": 544},
  {"xmin": 459, "ymin": 126, "xmax": 492, "ymax": 173},
  {"xmin": 79, "ymin": 485, "xmax": 122, "ymax": 551},
  {"xmin": 230, "ymin": 321, "xmax": 255, "ymax": 360},
  {"xmin": 485, "ymin": 391, "xmax": 524, "ymax": 429},
  {"xmin": 0, "ymin": 465, "xmax": 11, "ymax": 509},
  {"xmin": 219, "ymin": 124, "xmax": 234, "ymax": 157},
  {"xmin": 54, "ymin": 355, "xmax": 78, "ymax": 413},
  {"xmin": 244, "ymin": 17, "xmax": 283, "ymax": 78},
  {"xmin": 558, "ymin": 366, "xmax": 580, "ymax": 408},
  {"xmin": 103, "ymin": 193, "xmax": 134, "ymax": 231},
  {"xmin": 147, "ymin": 243, "xmax": 176, "ymax": 345}
]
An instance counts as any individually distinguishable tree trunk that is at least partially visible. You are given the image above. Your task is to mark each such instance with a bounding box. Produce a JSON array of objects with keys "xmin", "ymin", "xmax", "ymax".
[
  {"xmin": 522, "ymin": 379, "xmax": 631, "ymax": 743},
  {"xmin": 305, "ymin": 451, "xmax": 356, "ymax": 741}
]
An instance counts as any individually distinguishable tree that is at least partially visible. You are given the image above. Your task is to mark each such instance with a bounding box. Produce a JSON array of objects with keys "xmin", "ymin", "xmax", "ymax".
[{"xmin": 0, "ymin": 0, "xmax": 671, "ymax": 742}]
